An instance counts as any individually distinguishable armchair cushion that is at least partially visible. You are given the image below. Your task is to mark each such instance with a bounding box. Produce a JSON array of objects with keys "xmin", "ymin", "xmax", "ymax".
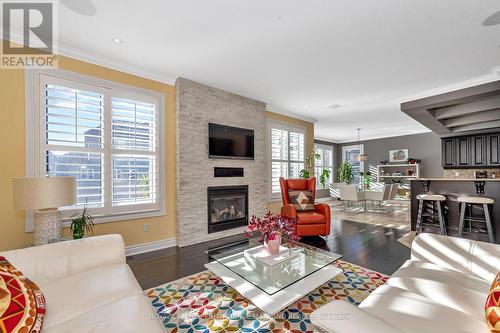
[
  {"xmin": 297, "ymin": 211, "xmax": 325, "ymax": 224},
  {"xmin": 288, "ymin": 190, "xmax": 314, "ymax": 211}
]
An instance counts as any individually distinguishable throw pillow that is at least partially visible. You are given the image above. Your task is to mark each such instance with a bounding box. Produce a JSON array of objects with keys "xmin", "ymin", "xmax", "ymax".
[
  {"xmin": 486, "ymin": 272, "xmax": 500, "ymax": 332},
  {"xmin": 0, "ymin": 256, "xmax": 46, "ymax": 333},
  {"xmin": 288, "ymin": 190, "xmax": 314, "ymax": 211}
]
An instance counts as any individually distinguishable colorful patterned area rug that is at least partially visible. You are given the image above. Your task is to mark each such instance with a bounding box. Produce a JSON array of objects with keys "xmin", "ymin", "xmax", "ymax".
[{"xmin": 146, "ymin": 260, "xmax": 388, "ymax": 332}]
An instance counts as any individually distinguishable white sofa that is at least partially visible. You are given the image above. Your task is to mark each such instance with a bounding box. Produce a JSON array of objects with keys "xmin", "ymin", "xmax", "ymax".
[
  {"xmin": 0, "ymin": 234, "xmax": 165, "ymax": 333},
  {"xmin": 311, "ymin": 233, "xmax": 500, "ymax": 333}
]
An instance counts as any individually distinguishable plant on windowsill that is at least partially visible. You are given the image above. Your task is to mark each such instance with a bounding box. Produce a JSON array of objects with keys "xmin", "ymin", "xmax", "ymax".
[
  {"xmin": 70, "ymin": 207, "xmax": 95, "ymax": 240},
  {"xmin": 299, "ymin": 150, "xmax": 331, "ymax": 188},
  {"xmin": 246, "ymin": 213, "xmax": 299, "ymax": 255},
  {"xmin": 337, "ymin": 161, "xmax": 354, "ymax": 184}
]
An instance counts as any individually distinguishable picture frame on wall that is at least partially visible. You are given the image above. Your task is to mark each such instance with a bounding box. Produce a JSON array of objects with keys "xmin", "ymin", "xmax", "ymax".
[{"xmin": 389, "ymin": 149, "xmax": 409, "ymax": 163}]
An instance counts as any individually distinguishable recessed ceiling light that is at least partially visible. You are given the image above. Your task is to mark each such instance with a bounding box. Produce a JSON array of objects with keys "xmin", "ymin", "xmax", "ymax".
[
  {"xmin": 61, "ymin": 0, "xmax": 96, "ymax": 16},
  {"xmin": 112, "ymin": 37, "xmax": 123, "ymax": 44},
  {"xmin": 329, "ymin": 104, "xmax": 341, "ymax": 109}
]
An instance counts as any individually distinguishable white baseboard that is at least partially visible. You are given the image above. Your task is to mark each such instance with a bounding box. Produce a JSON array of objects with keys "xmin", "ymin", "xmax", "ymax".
[{"xmin": 126, "ymin": 238, "xmax": 177, "ymax": 256}]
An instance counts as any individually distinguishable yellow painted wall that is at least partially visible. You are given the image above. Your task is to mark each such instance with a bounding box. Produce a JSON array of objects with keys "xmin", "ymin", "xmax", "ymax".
[
  {"xmin": 0, "ymin": 49, "xmax": 316, "ymax": 250},
  {"xmin": 265, "ymin": 111, "xmax": 315, "ymax": 214},
  {"xmin": 0, "ymin": 56, "xmax": 176, "ymax": 251}
]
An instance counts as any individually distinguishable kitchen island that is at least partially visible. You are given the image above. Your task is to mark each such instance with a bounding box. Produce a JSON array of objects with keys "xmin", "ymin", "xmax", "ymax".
[{"xmin": 410, "ymin": 178, "xmax": 500, "ymax": 244}]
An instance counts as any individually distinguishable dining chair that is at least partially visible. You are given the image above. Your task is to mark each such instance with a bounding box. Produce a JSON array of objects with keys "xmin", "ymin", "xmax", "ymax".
[{"xmin": 339, "ymin": 184, "xmax": 365, "ymax": 212}]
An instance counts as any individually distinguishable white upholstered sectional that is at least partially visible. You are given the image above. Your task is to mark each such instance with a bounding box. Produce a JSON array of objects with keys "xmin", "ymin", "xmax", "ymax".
[
  {"xmin": 311, "ymin": 233, "xmax": 500, "ymax": 333},
  {"xmin": 0, "ymin": 234, "xmax": 165, "ymax": 333}
]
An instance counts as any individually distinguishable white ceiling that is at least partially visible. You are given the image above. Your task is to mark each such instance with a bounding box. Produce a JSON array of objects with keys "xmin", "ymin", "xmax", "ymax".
[{"xmin": 56, "ymin": 0, "xmax": 500, "ymax": 142}]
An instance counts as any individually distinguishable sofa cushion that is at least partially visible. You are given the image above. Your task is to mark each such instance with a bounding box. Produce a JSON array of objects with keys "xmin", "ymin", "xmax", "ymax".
[
  {"xmin": 41, "ymin": 263, "xmax": 142, "ymax": 329},
  {"xmin": 387, "ymin": 260, "xmax": 490, "ymax": 318},
  {"xmin": 486, "ymin": 272, "xmax": 500, "ymax": 332},
  {"xmin": 360, "ymin": 284, "xmax": 488, "ymax": 333},
  {"xmin": 0, "ymin": 256, "xmax": 46, "ymax": 333},
  {"xmin": 43, "ymin": 294, "xmax": 165, "ymax": 333},
  {"xmin": 297, "ymin": 211, "xmax": 325, "ymax": 224},
  {"xmin": 288, "ymin": 190, "xmax": 315, "ymax": 211}
]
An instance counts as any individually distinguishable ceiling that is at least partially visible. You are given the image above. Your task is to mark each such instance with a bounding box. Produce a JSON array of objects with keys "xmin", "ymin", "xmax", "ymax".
[{"xmin": 54, "ymin": 0, "xmax": 500, "ymax": 142}]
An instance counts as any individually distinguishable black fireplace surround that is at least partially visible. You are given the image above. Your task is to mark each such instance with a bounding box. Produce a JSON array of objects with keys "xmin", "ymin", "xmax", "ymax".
[{"xmin": 207, "ymin": 185, "xmax": 248, "ymax": 233}]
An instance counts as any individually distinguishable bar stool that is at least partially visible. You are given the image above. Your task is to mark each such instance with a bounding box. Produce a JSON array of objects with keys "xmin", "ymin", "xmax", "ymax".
[
  {"xmin": 416, "ymin": 194, "xmax": 447, "ymax": 235},
  {"xmin": 458, "ymin": 196, "xmax": 495, "ymax": 243}
]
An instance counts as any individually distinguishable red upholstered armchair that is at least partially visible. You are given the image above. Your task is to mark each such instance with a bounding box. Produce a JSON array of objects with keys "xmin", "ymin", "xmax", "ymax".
[{"xmin": 279, "ymin": 177, "xmax": 331, "ymax": 237}]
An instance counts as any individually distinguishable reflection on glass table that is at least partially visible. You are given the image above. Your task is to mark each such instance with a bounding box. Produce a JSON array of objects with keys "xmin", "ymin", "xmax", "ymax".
[{"xmin": 205, "ymin": 239, "xmax": 342, "ymax": 295}]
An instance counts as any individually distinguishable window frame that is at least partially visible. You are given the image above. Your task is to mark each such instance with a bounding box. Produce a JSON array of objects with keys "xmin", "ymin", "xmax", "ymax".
[
  {"xmin": 25, "ymin": 68, "xmax": 166, "ymax": 231},
  {"xmin": 267, "ymin": 119, "xmax": 307, "ymax": 199},
  {"xmin": 314, "ymin": 143, "xmax": 334, "ymax": 189},
  {"xmin": 341, "ymin": 144, "xmax": 364, "ymax": 184}
]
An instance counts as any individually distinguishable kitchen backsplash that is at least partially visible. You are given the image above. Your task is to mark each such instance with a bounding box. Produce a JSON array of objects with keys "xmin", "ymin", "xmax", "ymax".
[{"xmin": 444, "ymin": 168, "xmax": 500, "ymax": 179}]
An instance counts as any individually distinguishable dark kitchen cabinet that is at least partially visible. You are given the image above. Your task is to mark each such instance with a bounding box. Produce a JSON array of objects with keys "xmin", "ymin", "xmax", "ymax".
[
  {"xmin": 456, "ymin": 136, "xmax": 471, "ymax": 166},
  {"xmin": 488, "ymin": 134, "xmax": 500, "ymax": 166},
  {"xmin": 442, "ymin": 138, "xmax": 456, "ymax": 167},
  {"xmin": 442, "ymin": 132, "xmax": 500, "ymax": 168},
  {"xmin": 471, "ymin": 135, "xmax": 487, "ymax": 166}
]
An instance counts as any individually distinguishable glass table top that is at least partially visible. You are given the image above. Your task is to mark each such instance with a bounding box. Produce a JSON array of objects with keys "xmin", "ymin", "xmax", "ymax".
[{"xmin": 205, "ymin": 239, "xmax": 342, "ymax": 295}]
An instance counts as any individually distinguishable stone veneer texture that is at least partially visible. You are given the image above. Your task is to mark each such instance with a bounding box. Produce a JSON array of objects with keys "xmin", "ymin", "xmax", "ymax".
[{"xmin": 175, "ymin": 78, "xmax": 267, "ymax": 247}]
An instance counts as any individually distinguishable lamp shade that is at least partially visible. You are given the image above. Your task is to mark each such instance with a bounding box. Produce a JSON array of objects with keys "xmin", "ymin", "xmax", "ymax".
[{"xmin": 13, "ymin": 177, "xmax": 77, "ymax": 210}]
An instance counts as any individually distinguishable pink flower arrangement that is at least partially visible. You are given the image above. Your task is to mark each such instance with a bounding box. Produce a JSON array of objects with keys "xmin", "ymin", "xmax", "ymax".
[{"xmin": 246, "ymin": 212, "xmax": 299, "ymax": 243}]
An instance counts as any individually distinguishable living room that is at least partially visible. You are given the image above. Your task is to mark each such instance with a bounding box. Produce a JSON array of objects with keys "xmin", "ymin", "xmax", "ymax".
[{"xmin": 1, "ymin": 1, "xmax": 500, "ymax": 332}]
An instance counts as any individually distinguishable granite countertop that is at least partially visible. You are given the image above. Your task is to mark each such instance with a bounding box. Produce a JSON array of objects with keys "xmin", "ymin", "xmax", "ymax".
[{"xmin": 412, "ymin": 178, "xmax": 500, "ymax": 182}]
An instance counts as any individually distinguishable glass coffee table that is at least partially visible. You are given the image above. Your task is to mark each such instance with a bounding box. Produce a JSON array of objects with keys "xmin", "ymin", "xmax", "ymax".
[{"xmin": 205, "ymin": 239, "xmax": 342, "ymax": 315}]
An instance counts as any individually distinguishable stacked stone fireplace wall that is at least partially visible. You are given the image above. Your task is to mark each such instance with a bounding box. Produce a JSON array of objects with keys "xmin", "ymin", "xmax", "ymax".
[{"xmin": 176, "ymin": 78, "xmax": 267, "ymax": 247}]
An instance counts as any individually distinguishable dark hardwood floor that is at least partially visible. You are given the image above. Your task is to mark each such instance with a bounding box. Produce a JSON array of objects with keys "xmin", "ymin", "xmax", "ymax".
[{"xmin": 127, "ymin": 219, "xmax": 410, "ymax": 290}]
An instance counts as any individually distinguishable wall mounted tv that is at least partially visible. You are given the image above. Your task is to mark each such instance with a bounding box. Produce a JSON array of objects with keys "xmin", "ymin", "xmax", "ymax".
[{"xmin": 209, "ymin": 123, "xmax": 254, "ymax": 159}]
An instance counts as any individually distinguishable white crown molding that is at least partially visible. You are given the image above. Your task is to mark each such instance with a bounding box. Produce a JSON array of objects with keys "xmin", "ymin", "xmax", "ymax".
[
  {"xmin": 400, "ymin": 66, "xmax": 500, "ymax": 103},
  {"xmin": 266, "ymin": 105, "xmax": 318, "ymax": 123},
  {"xmin": 57, "ymin": 43, "xmax": 178, "ymax": 85},
  {"xmin": 126, "ymin": 237, "xmax": 177, "ymax": 257},
  {"xmin": 334, "ymin": 128, "xmax": 433, "ymax": 144},
  {"xmin": 314, "ymin": 136, "xmax": 339, "ymax": 144},
  {"xmin": 1, "ymin": 29, "xmax": 177, "ymax": 85}
]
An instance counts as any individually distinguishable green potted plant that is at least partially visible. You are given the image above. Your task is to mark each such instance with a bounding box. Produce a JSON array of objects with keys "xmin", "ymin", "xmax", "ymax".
[
  {"xmin": 299, "ymin": 150, "xmax": 331, "ymax": 188},
  {"xmin": 359, "ymin": 171, "xmax": 372, "ymax": 189},
  {"xmin": 70, "ymin": 207, "xmax": 95, "ymax": 239},
  {"xmin": 337, "ymin": 161, "xmax": 354, "ymax": 184}
]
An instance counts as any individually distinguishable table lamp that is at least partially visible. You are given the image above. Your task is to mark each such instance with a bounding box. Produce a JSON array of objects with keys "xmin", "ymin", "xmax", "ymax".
[{"xmin": 13, "ymin": 177, "xmax": 77, "ymax": 245}]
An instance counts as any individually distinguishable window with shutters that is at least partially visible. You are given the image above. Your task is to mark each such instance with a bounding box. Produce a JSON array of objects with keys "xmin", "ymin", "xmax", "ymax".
[
  {"xmin": 314, "ymin": 143, "xmax": 333, "ymax": 189},
  {"xmin": 268, "ymin": 121, "xmax": 306, "ymax": 197},
  {"xmin": 27, "ymin": 70, "xmax": 165, "ymax": 225}
]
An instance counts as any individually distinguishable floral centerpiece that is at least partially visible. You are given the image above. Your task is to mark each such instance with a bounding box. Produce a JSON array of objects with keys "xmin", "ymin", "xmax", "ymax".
[{"xmin": 246, "ymin": 212, "xmax": 299, "ymax": 255}]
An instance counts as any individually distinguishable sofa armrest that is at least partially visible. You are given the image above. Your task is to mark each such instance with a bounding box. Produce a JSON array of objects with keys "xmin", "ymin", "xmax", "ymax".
[
  {"xmin": 281, "ymin": 204, "xmax": 297, "ymax": 218},
  {"xmin": 0, "ymin": 234, "xmax": 126, "ymax": 285},
  {"xmin": 411, "ymin": 233, "xmax": 500, "ymax": 282},
  {"xmin": 310, "ymin": 301, "xmax": 405, "ymax": 333},
  {"xmin": 315, "ymin": 203, "xmax": 331, "ymax": 235}
]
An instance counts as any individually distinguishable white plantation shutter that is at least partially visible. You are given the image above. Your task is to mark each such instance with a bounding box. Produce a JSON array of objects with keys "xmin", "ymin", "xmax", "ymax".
[
  {"xmin": 111, "ymin": 97, "xmax": 158, "ymax": 206},
  {"xmin": 314, "ymin": 143, "xmax": 334, "ymax": 188},
  {"xmin": 38, "ymin": 73, "xmax": 163, "ymax": 219},
  {"xmin": 43, "ymin": 81, "xmax": 105, "ymax": 207},
  {"xmin": 269, "ymin": 122, "xmax": 305, "ymax": 196},
  {"xmin": 289, "ymin": 131, "xmax": 305, "ymax": 178}
]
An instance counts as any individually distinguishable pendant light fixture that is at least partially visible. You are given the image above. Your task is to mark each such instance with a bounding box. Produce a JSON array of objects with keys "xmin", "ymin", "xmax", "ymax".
[{"xmin": 354, "ymin": 128, "xmax": 368, "ymax": 162}]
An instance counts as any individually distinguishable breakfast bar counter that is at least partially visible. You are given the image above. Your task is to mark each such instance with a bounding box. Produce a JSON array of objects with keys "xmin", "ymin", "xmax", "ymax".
[{"xmin": 410, "ymin": 178, "xmax": 500, "ymax": 243}]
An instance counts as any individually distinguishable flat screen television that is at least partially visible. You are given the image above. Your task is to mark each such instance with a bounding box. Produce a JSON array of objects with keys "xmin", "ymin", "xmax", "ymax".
[{"xmin": 209, "ymin": 123, "xmax": 254, "ymax": 159}]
